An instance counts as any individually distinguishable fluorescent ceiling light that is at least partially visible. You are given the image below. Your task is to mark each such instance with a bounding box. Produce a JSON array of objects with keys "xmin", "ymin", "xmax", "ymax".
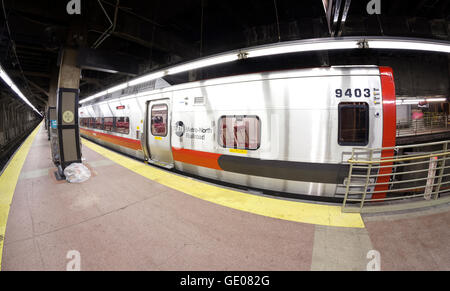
[
  {"xmin": 399, "ymin": 97, "xmax": 447, "ymax": 105},
  {"xmin": 368, "ymin": 39, "xmax": 450, "ymax": 53},
  {"xmin": 427, "ymin": 98, "xmax": 447, "ymax": 102},
  {"xmin": 246, "ymin": 40, "xmax": 358, "ymax": 58},
  {"xmin": 80, "ymin": 55, "xmax": 238, "ymax": 103},
  {"xmin": 0, "ymin": 64, "xmax": 41, "ymax": 116},
  {"xmin": 80, "ymin": 37, "xmax": 449, "ymax": 104},
  {"xmin": 128, "ymin": 71, "xmax": 167, "ymax": 86},
  {"xmin": 0, "ymin": 69, "xmax": 13, "ymax": 86},
  {"xmin": 166, "ymin": 54, "xmax": 238, "ymax": 75},
  {"xmin": 107, "ymin": 83, "xmax": 128, "ymax": 94},
  {"xmin": 93, "ymin": 91, "xmax": 107, "ymax": 98}
]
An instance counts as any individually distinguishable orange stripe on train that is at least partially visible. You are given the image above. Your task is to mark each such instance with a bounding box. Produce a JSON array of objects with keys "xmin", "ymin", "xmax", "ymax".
[
  {"xmin": 80, "ymin": 128, "xmax": 142, "ymax": 151},
  {"xmin": 171, "ymin": 147, "xmax": 222, "ymax": 170}
]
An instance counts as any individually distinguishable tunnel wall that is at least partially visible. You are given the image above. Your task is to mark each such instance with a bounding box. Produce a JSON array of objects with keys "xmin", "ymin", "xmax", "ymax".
[{"xmin": 0, "ymin": 94, "xmax": 41, "ymax": 169}]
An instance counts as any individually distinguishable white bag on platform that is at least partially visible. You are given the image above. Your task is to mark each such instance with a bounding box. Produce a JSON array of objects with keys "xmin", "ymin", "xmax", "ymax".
[{"xmin": 64, "ymin": 163, "xmax": 91, "ymax": 183}]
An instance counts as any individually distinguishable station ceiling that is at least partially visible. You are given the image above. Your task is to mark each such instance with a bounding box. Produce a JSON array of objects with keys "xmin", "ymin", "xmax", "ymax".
[{"xmin": 0, "ymin": 0, "xmax": 449, "ymax": 112}]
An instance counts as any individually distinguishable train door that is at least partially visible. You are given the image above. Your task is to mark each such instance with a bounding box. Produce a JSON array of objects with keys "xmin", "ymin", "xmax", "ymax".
[{"xmin": 146, "ymin": 98, "xmax": 174, "ymax": 168}]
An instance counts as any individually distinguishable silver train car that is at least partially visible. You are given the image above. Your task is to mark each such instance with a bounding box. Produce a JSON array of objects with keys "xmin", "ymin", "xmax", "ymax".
[{"xmin": 79, "ymin": 66, "xmax": 397, "ymax": 198}]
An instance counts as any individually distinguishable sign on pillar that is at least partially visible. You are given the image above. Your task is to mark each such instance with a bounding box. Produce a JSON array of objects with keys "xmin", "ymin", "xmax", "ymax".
[
  {"xmin": 48, "ymin": 106, "xmax": 61, "ymax": 166},
  {"xmin": 47, "ymin": 106, "xmax": 56, "ymax": 141},
  {"xmin": 55, "ymin": 87, "xmax": 81, "ymax": 180}
]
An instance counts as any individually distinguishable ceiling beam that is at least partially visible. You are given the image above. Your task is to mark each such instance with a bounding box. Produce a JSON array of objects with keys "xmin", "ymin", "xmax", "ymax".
[
  {"xmin": 337, "ymin": 0, "xmax": 352, "ymax": 37},
  {"xmin": 27, "ymin": 79, "xmax": 49, "ymax": 97},
  {"xmin": 9, "ymin": 70, "xmax": 50, "ymax": 78}
]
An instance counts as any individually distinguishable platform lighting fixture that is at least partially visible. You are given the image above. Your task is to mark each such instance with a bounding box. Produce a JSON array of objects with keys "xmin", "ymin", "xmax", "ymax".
[
  {"xmin": 80, "ymin": 37, "xmax": 450, "ymax": 104},
  {"xmin": 244, "ymin": 40, "xmax": 359, "ymax": 58},
  {"xmin": 0, "ymin": 64, "xmax": 42, "ymax": 116},
  {"xmin": 368, "ymin": 39, "xmax": 450, "ymax": 54},
  {"xmin": 106, "ymin": 83, "xmax": 128, "ymax": 94},
  {"xmin": 399, "ymin": 98, "xmax": 447, "ymax": 105},
  {"xmin": 166, "ymin": 54, "xmax": 240, "ymax": 75},
  {"xmin": 128, "ymin": 71, "xmax": 167, "ymax": 86}
]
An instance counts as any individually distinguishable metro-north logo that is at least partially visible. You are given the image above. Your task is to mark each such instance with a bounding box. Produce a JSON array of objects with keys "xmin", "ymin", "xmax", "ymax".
[{"xmin": 175, "ymin": 121, "xmax": 185, "ymax": 137}]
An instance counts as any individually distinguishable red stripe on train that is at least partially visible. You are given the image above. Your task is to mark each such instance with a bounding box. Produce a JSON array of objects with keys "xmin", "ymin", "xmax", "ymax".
[
  {"xmin": 373, "ymin": 67, "xmax": 397, "ymax": 200},
  {"xmin": 80, "ymin": 128, "xmax": 142, "ymax": 151}
]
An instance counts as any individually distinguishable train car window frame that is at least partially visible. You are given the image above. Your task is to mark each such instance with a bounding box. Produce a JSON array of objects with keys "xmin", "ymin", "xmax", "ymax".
[
  {"xmin": 94, "ymin": 117, "xmax": 103, "ymax": 130},
  {"xmin": 113, "ymin": 117, "xmax": 130, "ymax": 135},
  {"xmin": 338, "ymin": 102, "xmax": 369, "ymax": 146},
  {"xmin": 151, "ymin": 104, "xmax": 168, "ymax": 137},
  {"xmin": 218, "ymin": 115, "xmax": 261, "ymax": 150},
  {"xmin": 103, "ymin": 117, "xmax": 114, "ymax": 132},
  {"xmin": 89, "ymin": 117, "xmax": 95, "ymax": 129}
]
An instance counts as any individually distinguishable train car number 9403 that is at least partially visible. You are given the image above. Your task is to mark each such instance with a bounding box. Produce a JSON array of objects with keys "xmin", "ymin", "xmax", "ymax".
[{"xmin": 335, "ymin": 88, "xmax": 371, "ymax": 98}]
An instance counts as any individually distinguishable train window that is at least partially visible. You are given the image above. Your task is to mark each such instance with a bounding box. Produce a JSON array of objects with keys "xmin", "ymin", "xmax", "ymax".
[
  {"xmin": 114, "ymin": 117, "xmax": 130, "ymax": 134},
  {"xmin": 218, "ymin": 115, "xmax": 261, "ymax": 150},
  {"xmin": 94, "ymin": 117, "xmax": 103, "ymax": 130},
  {"xmin": 151, "ymin": 104, "xmax": 168, "ymax": 137},
  {"xmin": 83, "ymin": 118, "xmax": 90, "ymax": 128},
  {"xmin": 338, "ymin": 102, "xmax": 369, "ymax": 146},
  {"xmin": 104, "ymin": 117, "xmax": 113, "ymax": 131}
]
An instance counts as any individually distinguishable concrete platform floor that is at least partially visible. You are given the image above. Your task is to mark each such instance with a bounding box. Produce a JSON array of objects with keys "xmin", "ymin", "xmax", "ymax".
[{"xmin": 1, "ymin": 124, "xmax": 449, "ymax": 271}]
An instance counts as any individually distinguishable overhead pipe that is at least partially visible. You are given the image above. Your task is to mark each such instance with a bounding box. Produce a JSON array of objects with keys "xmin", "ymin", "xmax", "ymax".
[
  {"xmin": 98, "ymin": 0, "xmax": 163, "ymax": 28},
  {"xmin": 337, "ymin": 0, "xmax": 352, "ymax": 37},
  {"xmin": 92, "ymin": 0, "xmax": 119, "ymax": 49},
  {"xmin": 92, "ymin": 0, "xmax": 113, "ymax": 48}
]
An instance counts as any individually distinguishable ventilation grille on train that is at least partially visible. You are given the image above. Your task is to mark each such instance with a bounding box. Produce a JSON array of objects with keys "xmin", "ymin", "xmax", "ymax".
[{"xmin": 194, "ymin": 96, "xmax": 205, "ymax": 105}]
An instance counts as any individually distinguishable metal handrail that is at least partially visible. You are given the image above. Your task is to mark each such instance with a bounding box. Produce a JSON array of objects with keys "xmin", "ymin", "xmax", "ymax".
[
  {"xmin": 350, "ymin": 172, "xmax": 450, "ymax": 187},
  {"xmin": 348, "ymin": 151, "xmax": 450, "ymax": 164},
  {"xmin": 352, "ymin": 157, "xmax": 450, "ymax": 169},
  {"xmin": 350, "ymin": 165, "xmax": 450, "ymax": 178},
  {"xmin": 396, "ymin": 114, "xmax": 449, "ymax": 137},
  {"xmin": 351, "ymin": 139, "xmax": 449, "ymax": 152},
  {"xmin": 341, "ymin": 140, "xmax": 450, "ymax": 213}
]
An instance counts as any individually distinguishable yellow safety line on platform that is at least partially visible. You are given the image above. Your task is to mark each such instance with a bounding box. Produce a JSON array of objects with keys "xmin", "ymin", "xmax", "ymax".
[
  {"xmin": 0, "ymin": 122, "xmax": 42, "ymax": 270},
  {"xmin": 82, "ymin": 138, "xmax": 365, "ymax": 229}
]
